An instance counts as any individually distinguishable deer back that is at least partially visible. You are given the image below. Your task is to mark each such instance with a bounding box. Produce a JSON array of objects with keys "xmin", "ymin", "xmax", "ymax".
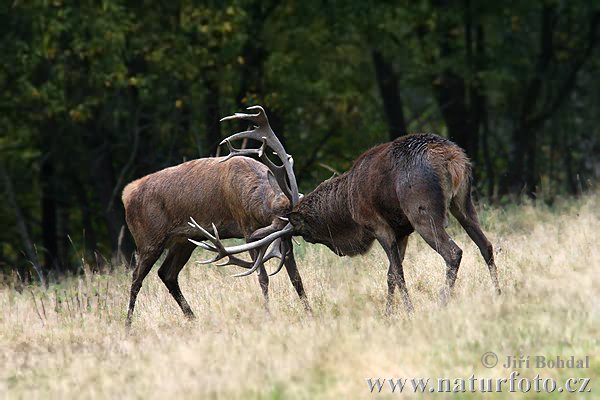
[{"xmin": 122, "ymin": 157, "xmax": 289, "ymax": 250}]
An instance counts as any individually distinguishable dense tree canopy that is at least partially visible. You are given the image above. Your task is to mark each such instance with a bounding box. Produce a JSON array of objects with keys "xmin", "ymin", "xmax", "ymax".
[{"xmin": 1, "ymin": 0, "xmax": 599, "ymax": 279}]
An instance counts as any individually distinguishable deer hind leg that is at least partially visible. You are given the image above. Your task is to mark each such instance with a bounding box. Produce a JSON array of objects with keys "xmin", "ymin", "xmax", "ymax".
[
  {"xmin": 407, "ymin": 204, "xmax": 463, "ymax": 305},
  {"xmin": 450, "ymin": 192, "xmax": 501, "ymax": 295},
  {"xmin": 249, "ymin": 249, "xmax": 270, "ymax": 310},
  {"xmin": 283, "ymin": 248, "xmax": 312, "ymax": 313},
  {"xmin": 157, "ymin": 242, "xmax": 196, "ymax": 319},
  {"xmin": 377, "ymin": 232, "xmax": 413, "ymax": 315},
  {"xmin": 126, "ymin": 246, "xmax": 163, "ymax": 327}
]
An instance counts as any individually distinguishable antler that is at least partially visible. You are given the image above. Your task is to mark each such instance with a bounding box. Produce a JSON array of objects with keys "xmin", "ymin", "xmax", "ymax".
[
  {"xmin": 187, "ymin": 218, "xmax": 254, "ymax": 270},
  {"xmin": 219, "ymin": 105, "xmax": 300, "ymax": 207},
  {"xmin": 188, "ymin": 217, "xmax": 293, "ymax": 277},
  {"xmin": 188, "ymin": 106, "xmax": 299, "ymax": 277}
]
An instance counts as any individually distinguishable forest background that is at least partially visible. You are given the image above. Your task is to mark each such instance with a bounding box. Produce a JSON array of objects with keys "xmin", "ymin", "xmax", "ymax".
[{"xmin": 1, "ymin": 0, "xmax": 599, "ymax": 280}]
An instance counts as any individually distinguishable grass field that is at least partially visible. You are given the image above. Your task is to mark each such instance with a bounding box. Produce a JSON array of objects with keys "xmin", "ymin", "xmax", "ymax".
[{"xmin": 1, "ymin": 194, "xmax": 599, "ymax": 399}]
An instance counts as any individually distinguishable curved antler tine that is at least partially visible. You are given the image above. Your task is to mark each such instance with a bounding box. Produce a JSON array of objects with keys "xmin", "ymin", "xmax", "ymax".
[
  {"xmin": 219, "ymin": 129, "xmax": 266, "ymax": 145},
  {"xmin": 188, "ymin": 216, "xmax": 199, "ymax": 230},
  {"xmin": 258, "ymin": 145, "xmax": 297, "ymax": 205},
  {"xmin": 219, "ymin": 107, "xmax": 263, "ymax": 123},
  {"xmin": 219, "ymin": 105, "xmax": 267, "ymax": 123},
  {"xmin": 268, "ymin": 257, "xmax": 287, "ymax": 277},
  {"xmin": 262, "ymin": 238, "xmax": 283, "ymax": 262},
  {"xmin": 211, "ymin": 223, "xmax": 220, "ymax": 241},
  {"xmin": 188, "ymin": 219, "xmax": 294, "ymax": 273},
  {"xmin": 219, "ymin": 138, "xmax": 268, "ymax": 164},
  {"xmin": 196, "ymin": 254, "xmax": 222, "ymax": 265},
  {"xmin": 268, "ymin": 239, "xmax": 291, "ymax": 276},
  {"xmin": 266, "ymin": 166, "xmax": 293, "ymax": 201},
  {"xmin": 188, "ymin": 218, "xmax": 220, "ymax": 251},
  {"xmin": 187, "ymin": 238, "xmax": 217, "ymax": 251},
  {"xmin": 207, "ymin": 223, "xmax": 293, "ymax": 254},
  {"xmin": 257, "ymin": 138, "xmax": 267, "ymax": 158},
  {"xmin": 216, "ymin": 255, "xmax": 254, "ymax": 269},
  {"xmin": 188, "ymin": 217, "xmax": 216, "ymax": 241},
  {"xmin": 232, "ymin": 247, "xmax": 267, "ymax": 278}
]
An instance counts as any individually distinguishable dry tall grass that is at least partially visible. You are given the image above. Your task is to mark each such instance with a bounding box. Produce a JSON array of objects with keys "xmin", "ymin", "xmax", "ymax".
[{"xmin": 1, "ymin": 195, "xmax": 599, "ymax": 399}]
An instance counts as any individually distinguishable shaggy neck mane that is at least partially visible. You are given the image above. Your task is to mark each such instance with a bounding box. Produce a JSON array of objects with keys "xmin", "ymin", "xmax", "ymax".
[{"xmin": 301, "ymin": 173, "xmax": 375, "ymax": 255}]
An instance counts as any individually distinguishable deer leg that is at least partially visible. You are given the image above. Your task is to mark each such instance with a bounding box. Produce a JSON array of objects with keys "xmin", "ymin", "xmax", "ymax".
[
  {"xmin": 283, "ymin": 249, "xmax": 312, "ymax": 313},
  {"xmin": 410, "ymin": 212, "xmax": 463, "ymax": 305},
  {"xmin": 378, "ymin": 234, "xmax": 413, "ymax": 315},
  {"xmin": 451, "ymin": 195, "xmax": 501, "ymax": 295},
  {"xmin": 257, "ymin": 263, "xmax": 270, "ymax": 304},
  {"xmin": 126, "ymin": 247, "xmax": 163, "ymax": 327},
  {"xmin": 250, "ymin": 249, "xmax": 270, "ymax": 310},
  {"xmin": 157, "ymin": 242, "xmax": 196, "ymax": 319},
  {"xmin": 394, "ymin": 236, "xmax": 412, "ymax": 313}
]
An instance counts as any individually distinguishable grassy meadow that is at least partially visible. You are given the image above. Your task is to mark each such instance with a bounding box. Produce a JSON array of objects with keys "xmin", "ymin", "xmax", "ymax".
[{"xmin": 1, "ymin": 194, "xmax": 599, "ymax": 399}]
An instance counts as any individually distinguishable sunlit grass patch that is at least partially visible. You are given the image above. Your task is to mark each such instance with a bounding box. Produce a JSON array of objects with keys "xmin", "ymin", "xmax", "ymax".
[{"xmin": 1, "ymin": 194, "xmax": 599, "ymax": 399}]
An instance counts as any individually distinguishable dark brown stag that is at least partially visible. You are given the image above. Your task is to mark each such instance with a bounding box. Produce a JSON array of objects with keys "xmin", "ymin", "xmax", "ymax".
[
  {"xmin": 122, "ymin": 116, "xmax": 309, "ymax": 326},
  {"xmin": 193, "ymin": 106, "xmax": 501, "ymax": 314}
]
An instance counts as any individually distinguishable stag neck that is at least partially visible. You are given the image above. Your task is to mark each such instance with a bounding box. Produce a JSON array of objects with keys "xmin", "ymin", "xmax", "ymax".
[{"xmin": 300, "ymin": 173, "xmax": 353, "ymax": 223}]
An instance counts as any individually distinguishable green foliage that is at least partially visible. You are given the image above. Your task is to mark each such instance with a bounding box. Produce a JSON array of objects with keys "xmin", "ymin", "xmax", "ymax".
[{"xmin": 1, "ymin": 0, "xmax": 599, "ymax": 276}]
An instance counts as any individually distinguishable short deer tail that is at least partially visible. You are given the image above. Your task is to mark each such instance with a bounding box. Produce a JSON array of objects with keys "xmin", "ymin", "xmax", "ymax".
[{"xmin": 446, "ymin": 148, "xmax": 472, "ymax": 198}]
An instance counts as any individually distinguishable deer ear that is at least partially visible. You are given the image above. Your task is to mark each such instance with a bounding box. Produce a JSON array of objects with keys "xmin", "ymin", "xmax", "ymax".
[{"xmin": 288, "ymin": 211, "xmax": 304, "ymax": 228}]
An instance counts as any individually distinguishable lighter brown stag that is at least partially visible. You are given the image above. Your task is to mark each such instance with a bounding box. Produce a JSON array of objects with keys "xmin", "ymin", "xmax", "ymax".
[{"xmin": 122, "ymin": 134, "xmax": 309, "ymax": 327}]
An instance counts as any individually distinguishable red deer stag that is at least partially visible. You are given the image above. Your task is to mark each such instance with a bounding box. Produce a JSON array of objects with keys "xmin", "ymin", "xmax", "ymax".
[
  {"xmin": 122, "ymin": 115, "xmax": 309, "ymax": 326},
  {"xmin": 192, "ymin": 106, "xmax": 501, "ymax": 314}
]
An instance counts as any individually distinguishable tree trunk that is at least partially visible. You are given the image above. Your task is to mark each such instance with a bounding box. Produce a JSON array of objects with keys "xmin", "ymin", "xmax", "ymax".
[
  {"xmin": 40, "ymin": 127, "xmax": 60, "ymax": 273},
  {"xmin": 85, "ymin": 124, "xmax": 133, "ymax": 261},
  {"xmin": 464, "ymin": 0, "xmax": 481, "ymax": 171},
  {"xmin": 480, "ymin": 111, "xmax": 495, "ymax": 198},
  {"xmin": 73, "ymin": 177, "xmax": 98, "ymax": 256},
  {"xmin": 372, "ymin": 50, "xmax": 407, "ymax": 141},
  {"xmin": 1, "ymin": 162, "xmax": 45, "ymax": 286},
  {"xmin": 204, "ymin": 74, "xmax": 221, "ymax": 156},
  {"xmin": 430, "ymin": 0, "xmax": 476, "ymax": 157},
  {"xmin": 506, "ymin": 5, "xmax": 554, "ymax": 197},
  {"xmin": 231, "ymin": 2, "xmax": 285, "ymax": 146}
]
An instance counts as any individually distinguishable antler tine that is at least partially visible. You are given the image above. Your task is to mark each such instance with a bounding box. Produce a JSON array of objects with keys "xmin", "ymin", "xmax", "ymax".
[
  {"xmin": 266, "ymin": 238, "xmax": 292, "ymax": 277},
  {"xmin": 231, "ymin": 246, "xmax": 267, "ymax": 277},
  {"xmin": 215, "ymin": 256, "xmax": 254, "ymax": 269},
  {"xmin": 188, "ymin": 216, "xmax": 294, "ymax": 277},
  {"xmin": 231, "ymin": 236, "xmax": 290, "ymax": 278},
  {"xmin": 220, "ymin": 138, "xmax": 267, "ymax": 163},
  {"xmin": 187, "ymin": 218, "xmax": 254, "ymax": 267},
  {"xmin": 219, "ymin": 105, "xmax": 300, "ymax": 207},
  {"xmin": 262, "ymin": 238, "xmax": 283, "ymax": 262},
  {"xmin": 189, "ymin": 217, "xmax": 292, "ymax": 254}
]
